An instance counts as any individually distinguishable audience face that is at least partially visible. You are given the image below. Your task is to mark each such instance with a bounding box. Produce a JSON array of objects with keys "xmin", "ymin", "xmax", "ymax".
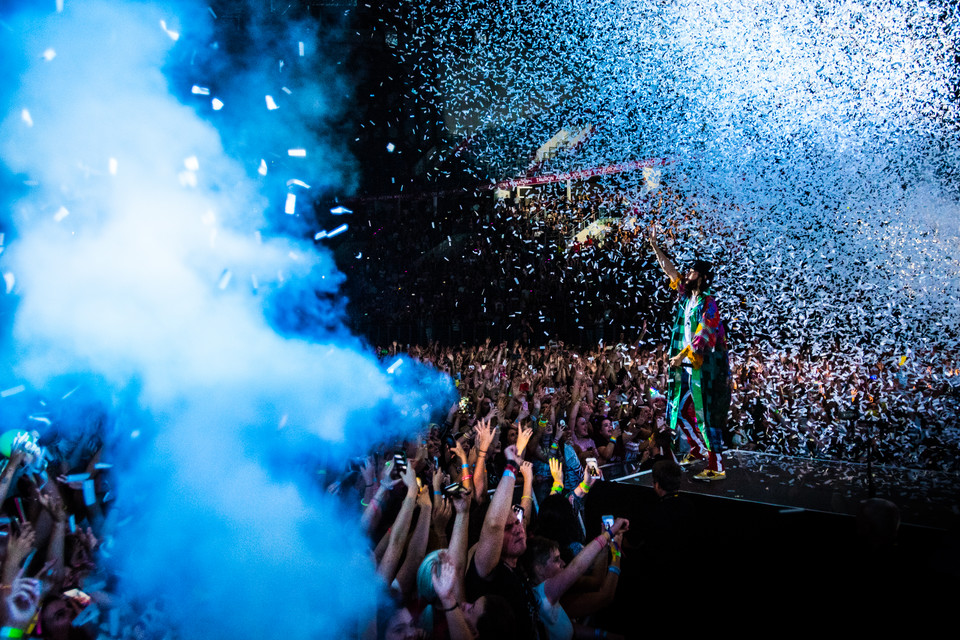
[
  {"xmin": 461, "ymin": 597, "xmax": 488, "ymax": 635},
  {"xmin": 532, "ymin": 546, "xmax": 565, "ymax": 584},
  {"xmin": 502, "ymin": 518, "xmax": 527, "ymax": 559},
  {"xmin": 575, "ymin": 416, "xmax": 590, "ymax": 438},
  {"xmin": 600, "ymin": 418, "xmax": 613, "ymax": 438},
  {"xmin": 383, "ymin": 607, "xmax": 418, "ymax": 640}
]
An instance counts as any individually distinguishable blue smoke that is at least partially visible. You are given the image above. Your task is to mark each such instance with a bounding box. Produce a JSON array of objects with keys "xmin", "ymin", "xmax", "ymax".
[{"xmin": 0, "ymin": 1, "xmax": 451, "ymax": 637}]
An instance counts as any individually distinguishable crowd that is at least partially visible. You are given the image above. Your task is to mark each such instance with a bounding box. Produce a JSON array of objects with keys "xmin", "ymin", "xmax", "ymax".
[
  {"xmin": 347, "ymin": 338, "xmax": 671, "ymax": 640},
  {"xmin": 340, "ymin": 184, "xmax": 960, "ymax": 473},
  {"xmin": 340, "ymin": 333, "xmax": 958, "ymax": 638},
  {"xmin": 0, "ymin": 185, "xmax": 953, "ymax": 639},
  {"xmin": 0, "ymin": 427, "xmax": 112, "ymax": 640}
]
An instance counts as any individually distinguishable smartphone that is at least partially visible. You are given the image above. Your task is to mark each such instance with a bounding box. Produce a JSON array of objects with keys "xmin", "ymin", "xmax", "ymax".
[
  {"xmin": 512, "ymin": 504, "xmax": 525, "ymax": 523},
  {"xmin": 602, "ymin": 514, "xmax": 614, "ymax": 531},
  {"xmin": 545, "ymin": 387, "xmax": 555, "ymax": 395},
  {"xmin": 586, "ymin": 457, "xmax": 600, "ymax": 478},
  {"xmin": 443, "ymin": 482, "xmax": 465, "ymax": 497},
  {"xmin": 62, "ymin": 589, "xmax": 92, "ymax": 607},
  {"xmin": 459, "ymin": 396, "xmax": 470, "ymax": 410},
  {"xmin": 393, "ymin": 451, "xmax": 408, "ymax": 474}
]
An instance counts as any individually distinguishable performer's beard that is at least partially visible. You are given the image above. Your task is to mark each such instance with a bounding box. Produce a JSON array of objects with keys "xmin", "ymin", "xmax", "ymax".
[{"xmin": 686, "ymin": 273, "xmax": 703, "ymax": 295}]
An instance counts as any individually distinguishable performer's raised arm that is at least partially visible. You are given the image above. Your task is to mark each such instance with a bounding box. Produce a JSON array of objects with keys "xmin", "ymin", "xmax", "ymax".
[{"xmin": 648, "ymin": 225, "xmax": 680, "ymax": 284}]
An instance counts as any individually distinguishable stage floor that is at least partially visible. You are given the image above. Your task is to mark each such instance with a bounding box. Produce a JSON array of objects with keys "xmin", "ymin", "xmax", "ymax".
[{"xmin": 604, "ymin": 449, "xmax": 960, "ymax": 530}]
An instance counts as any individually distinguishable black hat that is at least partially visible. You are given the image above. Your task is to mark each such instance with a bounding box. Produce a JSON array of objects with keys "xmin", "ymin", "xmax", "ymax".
[{"xmin": 689, "ymin": 258, "xmax": 713, "ymax": 286}]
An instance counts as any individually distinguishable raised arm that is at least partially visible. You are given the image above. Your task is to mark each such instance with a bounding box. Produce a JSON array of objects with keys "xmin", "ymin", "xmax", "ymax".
[
  {"xmin": 432, "ymin": 551, "xmax": 474, "ymax": 640},
  {"xmin": 448, "ymin": 490, "xmax": 472, "ymax": 601},
  {"xmin": 649, "ymin": 225, "xmax": 680, "ymax": 283},
  {"xmin": 472, "ymin": 419, "xmax": 495, "ymax": 503},
  {"xmin": 395, "ymin": 483, "xmax": 434, "ymax": 598},
  {"xmin": 542, "ymin": 518, "xmax": 628, "ymax": 605},
  {"xmin": 471, "ymin": 444, "xmax": 519, "ymax": 579},
  {"xmin": 376, "ymin": 463, "xmax": 419, "ymax": 584}
]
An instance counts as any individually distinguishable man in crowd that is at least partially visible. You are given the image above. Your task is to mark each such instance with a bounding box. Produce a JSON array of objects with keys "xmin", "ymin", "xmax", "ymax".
[{"xmin": 649, "ymin": 227, "xmax": 731, "ymax": 481}]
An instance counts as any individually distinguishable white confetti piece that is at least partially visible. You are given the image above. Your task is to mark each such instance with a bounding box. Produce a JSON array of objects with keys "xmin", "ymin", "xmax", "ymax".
[
  {"xmin": 20, "ymin": 109, "xmax": 32, "ymax": 127},
  {"xmin": 108, "ymin": 157, "xmax": 118, "ymax": 175},
  {"xmin": 41, "ymin": 48, "xmax": 55, "ymax": 61},
  {"xmin": 287, "ymin": 148, "xmax": 306, "ymax": 157},
  {"xmin": 191, "ymin": 85, "xmax": 210, "ymax": 95},
  {"xmin": 53, "ymin": 206, "xmax": 69, "ymax": 222},
  {"xmin": 184, "ymin": 155, "xmax": 199, "ymax": 171},
  {"xmin": 217, "ymin": 269, "xmax": 232, "ymax": 290},
  {"xmin": 326, "ymin": 223, "xmax": 348, "ymax": 238},
  {"xmin": 265, "ymin": 95, "xmax": 279, "ymax": 110},
  {"xmin": 258, "ymin": 159, "xmax": 267, "ymax": 175},
  {"xmin": 1, "ymin": 385, "xmax": 24, "ymax": 398},
  {"xmin": 284, "ymin": 193, "xmax": 296, "ymax": 215},
  {"xmin": 159, "ymin": 19, "xmax": 179, "ymax": 41},
  {"xmin": 211, "ymin": 97, "xmax": 224, "ymax": 110}
]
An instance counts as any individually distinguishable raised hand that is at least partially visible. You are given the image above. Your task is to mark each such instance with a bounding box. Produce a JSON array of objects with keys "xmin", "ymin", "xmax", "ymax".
[
  {"xmin": 451, "ymin": 439, "xmax": 468, "ymax": 464},
  {"xmin": 3, "ymin": 567, "xmax": 41, "ymax": 629},
  {"xmin": 451, "ymin": 488, "xmax": 471, "ymax": 514},
  {"xmin": 516, "ymin": 426, "xmax": 534, "ymax": 459},
  {"xmin": 431, "ymin": 550, "xmax": 459, "ymax": 607},
  {"xmin": 609, "ymin": 517, "xmax": 630, "ymax": 537},
  {"xmin": 359, "ymin": 456, "xmax": 377, "ymax": 487},
  {"xmin": 37, "ymin": 486, "xmax": 67, "ymax": 523},
  {"xmin": 400, "ymin": 462, "xmax": 418, "ymax": 495},
  {"xmin": 519, "ymin": 460, "xmax": 533, "ymax": 485},
  {"xmin": 432, "ymin": 497, "xmax": 452, "ymax": 532},
  {"xmin": 7, "ymin": 522, "xmax": 36, "ymax": 569},
  {"xmin": 474, "ymin": 419, "xmax": 495, "ymax": 457},
  {"xmin": 549, "ymin": 458, "xmax": 564, "ymax": 485}
]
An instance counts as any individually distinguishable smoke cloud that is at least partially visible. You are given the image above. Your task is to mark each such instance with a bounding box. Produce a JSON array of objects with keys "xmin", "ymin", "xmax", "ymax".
[{"xmin": 0, "ymin": 1, "xmax": 450, "ymax": 637}]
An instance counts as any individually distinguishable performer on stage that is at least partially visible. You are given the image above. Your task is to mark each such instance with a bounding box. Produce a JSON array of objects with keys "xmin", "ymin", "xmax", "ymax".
[{"xmin": 649, "ymin": 227, "xmax": 731, "ymax": 481}]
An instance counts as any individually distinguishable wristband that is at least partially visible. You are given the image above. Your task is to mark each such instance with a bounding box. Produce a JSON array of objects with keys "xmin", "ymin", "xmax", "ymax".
[
  {"xmin": 504, "ymin": 460, "xmax": 520, "ymax": 476},
  {"xmin": 0, "ymin": 628, "xmax": 24, "ymax": 639},
  {"xmin": 609, "ymin": 436, "xmax": 617, "ymax": 443},
  {"xmin": 607, "ymin": 565, "xmax": 621, "ymax": 576},
  {"xmin": 578, "ymin": 481, "xmax": 591, "ymax": 494},
  {"xmin": 461, "ymin": 464, "xmax": 469, "ymax": 468},
  {"xmin": 521, "ymin": 495, "xmax": 531, "ymax": 500},
  {"xmin": 550, "ymin": 442, "xmax": 559, "ymax": 450},
  {"xmin": 434, "ymin": 491, "xmax": 442, "ymax": 496},
  {"xmin": 551, "ymin": 482, "xmax": 563, "ymax": 491},
  {"xmin": 462, "ymin": 474, "xmax": 472, "ymax": 481},
  {"xmin": 439, "ymin": 602, "xmax": 460, "ymax": 612},
  {"xmin": 502, "ymin": 469, "xmax": 516, "ymax": 480}
]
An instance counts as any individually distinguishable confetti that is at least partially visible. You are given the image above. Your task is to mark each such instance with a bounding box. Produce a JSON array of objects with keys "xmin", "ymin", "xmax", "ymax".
[{"xmin": 159, "ymin": 19, "xmax": 179, "ymax": 41}]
